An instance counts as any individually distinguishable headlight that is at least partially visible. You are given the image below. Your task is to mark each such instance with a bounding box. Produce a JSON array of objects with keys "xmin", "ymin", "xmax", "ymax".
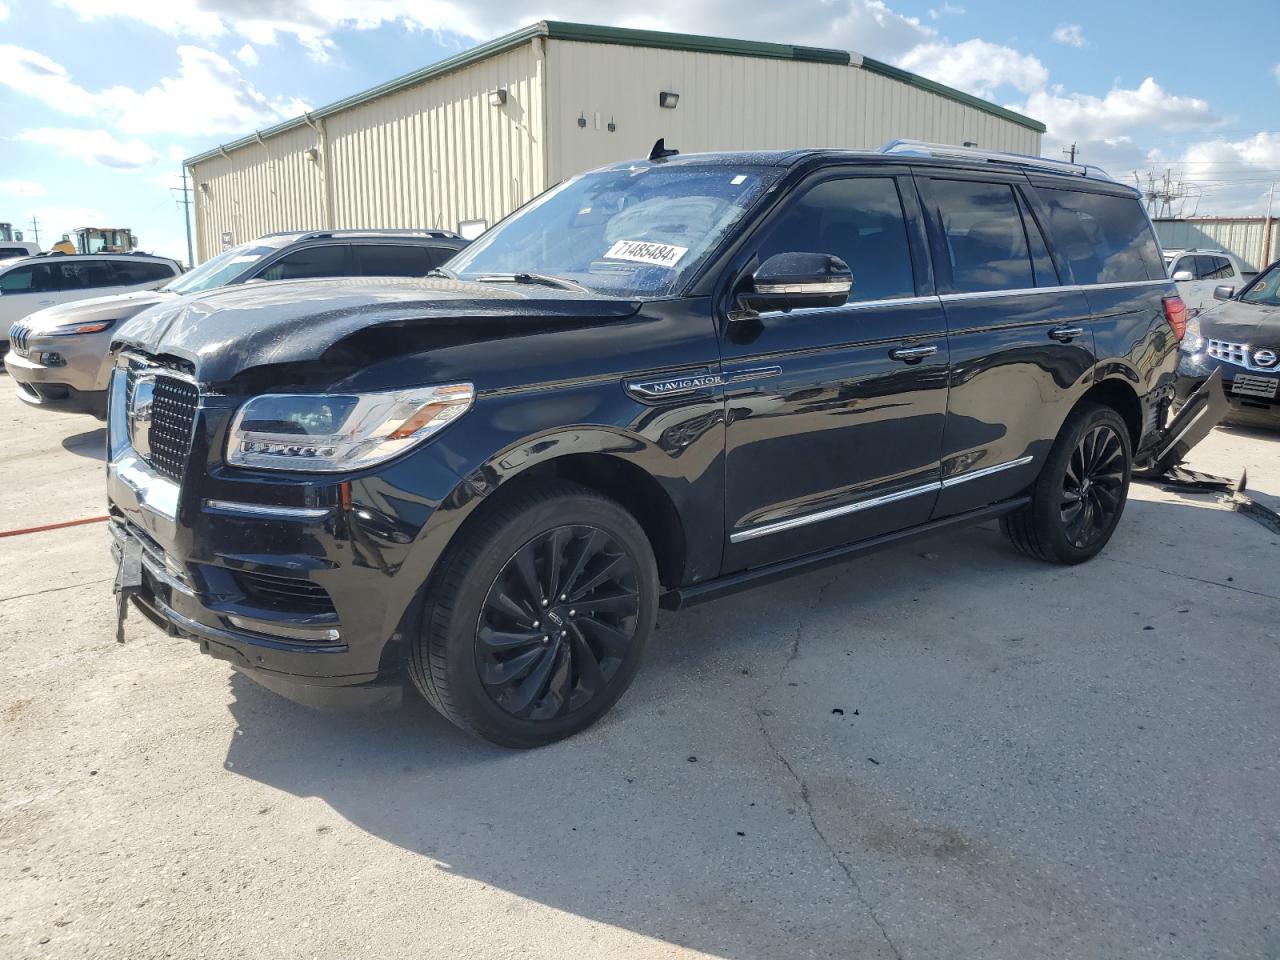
[
  {"xmin": 45, "ymin": 319, "xmax": 115, "ymax": 336},
  {"xmin": 226, "ymin": 383, "xmax": 474, "ymax": 472},
  {"xmin": 1183, "ymin": 314, "xmax": 1204, "ymax": 352}
]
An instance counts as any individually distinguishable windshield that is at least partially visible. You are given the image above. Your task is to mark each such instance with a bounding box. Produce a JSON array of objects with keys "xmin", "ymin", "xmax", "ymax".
[
  {"xmin": 1241, "ymin": 262, "xmax": 1280, "ymax": 306},
  {"xmin": 164, "ymin": 243, "xmax": 276, "ymax": 294},
  {"xmin": 448, "ymin": 163, "xmax": 781, "ymax": 297}
]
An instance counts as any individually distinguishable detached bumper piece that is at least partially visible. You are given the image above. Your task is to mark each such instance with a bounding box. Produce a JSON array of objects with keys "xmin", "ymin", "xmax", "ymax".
[{"xmin": 1134, "ymin": 368, "xmax": 1228, "ymax": 478}]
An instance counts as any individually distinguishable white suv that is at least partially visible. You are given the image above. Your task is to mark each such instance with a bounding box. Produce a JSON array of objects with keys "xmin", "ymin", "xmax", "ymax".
[
  {"xmin": 1165, "ymin": 249, "xmax": 1250, "ymax": 316},
  {"xmin": 0, "ymin": 254, "xmax": 181, "ymax": 357}
]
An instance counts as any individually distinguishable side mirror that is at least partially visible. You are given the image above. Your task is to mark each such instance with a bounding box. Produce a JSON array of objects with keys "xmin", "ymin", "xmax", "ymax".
[
  {"xmin": 1171, "ymin": 270, "xmax": 1194, "ymax": 282},
  {"xmin": 741, "ymin": 252, "xmax": 852, "ymax": 313},
  {"xmin": 1213, "ymin": 284, "xmax": 1235, "ymax": 301}
]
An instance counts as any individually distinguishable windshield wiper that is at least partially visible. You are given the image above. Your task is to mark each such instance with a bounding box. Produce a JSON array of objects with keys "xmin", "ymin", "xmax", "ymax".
[
  {"xmin": 471, "ymin": 272, "xmax": 588, "ymax": 292},
  {"xmin": 427, "ymin": 266, "xmax": 457, "ymax": 280}
]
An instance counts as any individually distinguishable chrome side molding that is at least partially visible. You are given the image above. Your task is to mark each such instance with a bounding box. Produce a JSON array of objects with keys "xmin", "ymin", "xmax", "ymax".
[{"xmin": 730, "ymin": 456, "xmax": 1035, "ymax": 542}]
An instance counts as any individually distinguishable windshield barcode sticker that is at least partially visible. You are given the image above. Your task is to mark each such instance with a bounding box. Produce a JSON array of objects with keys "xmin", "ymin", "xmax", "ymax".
[{"xmin": 604, "ymin": 240, "xmax": 688, "ymax": 267}]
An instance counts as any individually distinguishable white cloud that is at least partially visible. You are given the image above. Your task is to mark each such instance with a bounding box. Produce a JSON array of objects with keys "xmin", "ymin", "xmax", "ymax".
[
  {"xmin": 0, "ymin": 44, "xmax": 100, "ymax": 115},
  {"xmin": 897, "ymin": 39, "xmax": 1048, "ymax": 98},
  {"xmin": 105, "ymin": 46, "xmax": 310, "ymax": 136},
  {"xmin": 1273, "ymin": 63, "xmax": 1280, "ymax": 85},
  {"xmin": 0, "ymin": 3, "xmax": 11, "ymax": 21},
  {"xmin": 236, "ymin": 43, "xmax": 259, "ymax": 66},
  {"xmin": 0, "ymin": 180, "xmax": 48, "ymax": 198},
  {"xmin": 1051, "ymin": 24, "xmax": 1085, "ymax": 48},
  {"xmin": 17, "ymin": 128, "xmax": 159, "ymax": 170},
  {"xmin": 1021, "ymin": 78, "xmax": 1216, "ymax": 144},
  {"xmin": 1143, "ymin": 132, "xmax": 1280, "ymax": 216},
  {"xmin": 1, "ymin": 44, "xmax": 307, "ymax": 139},
  {"xmin": 928, "ymin": 3, "xmax": 964, "ymax": 20},
  {"xmin": 52, "ymin": 0, "xmax": 936, "ymax": 63}
]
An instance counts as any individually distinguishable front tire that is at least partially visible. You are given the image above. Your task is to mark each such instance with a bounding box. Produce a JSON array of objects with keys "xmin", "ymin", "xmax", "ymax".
[
  {"xmin": 409, "ymin": 480, "xmax": 658, "ymax": 748},
  {"xmin": 1000, "ymin": 403, "xmax": 1132, "ymax": 564}
]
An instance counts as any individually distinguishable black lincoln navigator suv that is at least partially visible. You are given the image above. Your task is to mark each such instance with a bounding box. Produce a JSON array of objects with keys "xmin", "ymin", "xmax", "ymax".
[{"xmin": 108, "ymin": 141, "xmax": 1204, "ymax": 747}]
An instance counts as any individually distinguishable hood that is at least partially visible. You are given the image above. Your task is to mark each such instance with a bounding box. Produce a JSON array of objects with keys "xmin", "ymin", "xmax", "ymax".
[
  {"xmin": 1198, "ymin": 297, "xmax": 1280, "ymax": 345},
  {"xmin": 113, "ymin": 276, "xmax": 642, "ymax": 384},
  {"xmin": 23, "ymin": 288, "xmax": 177, "ymax": 333}
]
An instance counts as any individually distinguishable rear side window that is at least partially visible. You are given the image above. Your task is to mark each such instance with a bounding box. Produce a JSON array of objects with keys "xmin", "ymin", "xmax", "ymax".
[
  {"xmin": 0, "ymin": 247, "xmax": 29, "ymax": 258},
  {"xmin": 0, "ymin": 264, "xmax": 56, "ymax": 293},
  {"xmin": 110, "ymin": 260, "xmax": 175, "ymax": 285},
  {"xmin": 57, "ymin": 260, "xmax": 115, "ymax": 289},
  {"xmin": 1037, "ymin": 188, "xmax": 1162, "ymax": 284},
  {"xmin": 753, "ymin": 176, "xmax": 916, "ymax": 303},
  {"xmin": 928, "ymin": 180, "xmax": 1036, "ymax": 293},
  {"xmin": 355, "ymin": 244, "xmax": 433, "ymax": 277},
  {"xmin": 256, "ymin": 245, "xmax": 350, "ymax": 282},
  {"xmin": 1199, "ymin": 255, "xmax": 1234, "ymax": 280}
]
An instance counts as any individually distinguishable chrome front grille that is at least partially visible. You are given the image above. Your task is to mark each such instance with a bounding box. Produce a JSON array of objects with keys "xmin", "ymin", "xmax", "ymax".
[
  {"xmin": 1207, "ymin": 338, "xmax": 1280, "ymax": 373},
  {"xmin": 1207, "ymin": 338, "xmax": 1248, "ymax": 365},
  {"xmin": 8, "ymin": 322, "xmax": 30, "ymax": 353},
  {"xmin": 146, "ymin": 376, "xmax": 199, "ymax": 482}
]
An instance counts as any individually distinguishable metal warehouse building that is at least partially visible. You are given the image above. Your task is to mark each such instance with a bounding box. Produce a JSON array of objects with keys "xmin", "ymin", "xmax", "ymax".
[{"xmin": 185, "ymin": 21, "xmax": 1045, "ymax": 262}]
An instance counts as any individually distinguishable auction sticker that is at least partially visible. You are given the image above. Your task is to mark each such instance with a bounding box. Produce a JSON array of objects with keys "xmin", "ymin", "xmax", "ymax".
[{"xmin": 604, "ymin": 239, "xmax": 688, "ymax": 267}]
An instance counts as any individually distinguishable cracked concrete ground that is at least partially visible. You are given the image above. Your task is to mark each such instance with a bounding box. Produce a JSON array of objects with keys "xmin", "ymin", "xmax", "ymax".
[{"xmin": 1, "ymin": 377, "xmax": 1278, "ymax": 959}]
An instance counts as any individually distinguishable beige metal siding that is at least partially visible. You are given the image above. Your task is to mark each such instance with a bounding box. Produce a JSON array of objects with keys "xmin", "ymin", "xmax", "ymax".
[
  {"xmin": 190, "ymin": 43, "xmax": 545, "ymax": 262},
  {"xmin": 1155, "ymin": 218, "xmax": 1280, "ymax": 273},
  {"xmin": 190, "ymin": 124, "xmax": 326, "ymax": 261},
  {"xmin": 545, "ymin": 40, "xmax": 1040, "ymax": 182}
]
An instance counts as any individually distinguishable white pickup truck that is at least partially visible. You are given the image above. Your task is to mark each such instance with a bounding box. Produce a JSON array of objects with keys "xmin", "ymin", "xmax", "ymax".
[{"xmin": 1165, "ymin": 248, "xmax": 1253, "ymax": 315}]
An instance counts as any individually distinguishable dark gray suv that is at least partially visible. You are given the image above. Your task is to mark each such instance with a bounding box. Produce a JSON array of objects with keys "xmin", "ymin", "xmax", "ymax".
[{"xmin": 6, "ymin": 229, "xmax": 468, "ymax": 417}]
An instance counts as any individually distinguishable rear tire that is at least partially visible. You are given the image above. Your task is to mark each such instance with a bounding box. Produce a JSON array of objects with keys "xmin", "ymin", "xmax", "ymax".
[
  {"xmin": 1000, "ymin": 403, "xmax": 1132, "ymax": 565},
  {"xmin": 408, "ymin": 480, "xmax": 658, "ymax": 748}
]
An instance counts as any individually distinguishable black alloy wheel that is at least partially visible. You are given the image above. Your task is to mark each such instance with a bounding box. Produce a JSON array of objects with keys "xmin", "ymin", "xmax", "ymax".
[
  {"xmin": 999, "ymin": 402, "xmax": 1132, "ymax": 565},
  {"xmin": 408, "ymin": 480, "xmax": 657, "ymax": 747},
  {"xmin": 477, "ymin": 525, "xmax": 641, "ymax": 721},
  {"xmin": 1060, "ymin": 423, "xmax": 1126, "ymax": 550}
]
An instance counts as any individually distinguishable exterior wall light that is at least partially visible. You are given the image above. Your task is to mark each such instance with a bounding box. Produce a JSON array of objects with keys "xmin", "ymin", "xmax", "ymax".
[
  {"xmin": 488, "ymin": 88, "xmax": 508, "ymax": 107},
  {"xmin": 658, "ymin": 91, "xmax": 680, "ymax": 109},
  {"xmin": 304, "ymin": 147, "xmax": 319, "ymax": 163}
]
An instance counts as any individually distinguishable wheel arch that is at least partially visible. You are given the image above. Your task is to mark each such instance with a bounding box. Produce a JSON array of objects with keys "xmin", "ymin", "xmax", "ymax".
[{"xmin": 1074, "ymin": 376, "xmax": 1143, "ymax": 449}]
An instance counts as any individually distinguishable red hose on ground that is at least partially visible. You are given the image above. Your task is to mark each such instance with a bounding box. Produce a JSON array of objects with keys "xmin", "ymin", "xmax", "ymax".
[{"xmin": 0, "ymin": 515, "xmax": 110, "ymax": 539}]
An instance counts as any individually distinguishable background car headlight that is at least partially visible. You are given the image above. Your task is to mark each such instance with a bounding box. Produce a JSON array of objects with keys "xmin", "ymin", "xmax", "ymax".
[
  {"xmin": 226, "ymin": 383, "xmax": 474, "ymax": 472},
  {"xmin": 1183, "ymin": 314, "xmax": 1205, "ymax": 352},
  {"xmin": 45, "ymin": 319, "xmax": 115, "ymax": 336}
]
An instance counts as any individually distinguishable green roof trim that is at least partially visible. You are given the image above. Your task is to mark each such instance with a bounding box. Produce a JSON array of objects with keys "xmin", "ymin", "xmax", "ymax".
[
  {"xmin": 541, "ymin": 21, "xmax": 851, "ymax": 66},
  {"xmin": 861, "ymin": 57, "xmax": 1046, "ymax": 133},
  {"xmin": 185, "ymin": 20, "xmax": 1044, "ymax": 166}
]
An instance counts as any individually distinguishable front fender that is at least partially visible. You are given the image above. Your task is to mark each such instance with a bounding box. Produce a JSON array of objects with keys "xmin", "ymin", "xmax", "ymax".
[{"xmin": 383, "ymin": 381, "xmax": 727, "ymax": 638}]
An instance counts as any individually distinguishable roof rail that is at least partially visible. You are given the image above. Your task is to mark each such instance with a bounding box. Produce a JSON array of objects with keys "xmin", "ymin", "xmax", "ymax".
[
  {"xmin": 879, "ymin": 139, "xmax": 1113, "ymax": 182},
  {"xmin": 262, "ymin": 228, "xmax": 464, "ymax": 241}
]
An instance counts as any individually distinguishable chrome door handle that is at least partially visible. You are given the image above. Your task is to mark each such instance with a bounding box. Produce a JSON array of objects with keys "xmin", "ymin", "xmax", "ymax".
[
  {"xmin": 37, "ymin": 299, "xmax": 55, "ymax": 305},
  {"xmin": 889, "ymin": 344, "xmax": 938, "ymax": 362},
  {"xmin": 1049, "ymin": 326, "xmax": 1085, "ymax": 342}
]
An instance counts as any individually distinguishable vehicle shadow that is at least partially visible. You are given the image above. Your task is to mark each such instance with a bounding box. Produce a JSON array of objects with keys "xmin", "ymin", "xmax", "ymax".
[
  {"xmin": 62, "ymin": 427, "xmax": 107, "ymax": 460},
  {"xmin": 220, "ymin": 558, "xmax": 910, "ymax": 957},
  {"xmin": 219, "ymin": 493, "xmax": 1280, "ymax": 958}
]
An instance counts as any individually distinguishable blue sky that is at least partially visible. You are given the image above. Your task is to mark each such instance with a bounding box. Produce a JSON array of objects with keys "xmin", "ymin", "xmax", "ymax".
[{"xmin": 2, "ymin": 0, "xmax": 1277, "ymax": 263}]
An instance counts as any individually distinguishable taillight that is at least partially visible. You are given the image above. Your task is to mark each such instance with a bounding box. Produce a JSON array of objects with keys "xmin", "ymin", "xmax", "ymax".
[{"xmin": 1162, "ymin": 296, "xmax": 1187, "ymax": 341}]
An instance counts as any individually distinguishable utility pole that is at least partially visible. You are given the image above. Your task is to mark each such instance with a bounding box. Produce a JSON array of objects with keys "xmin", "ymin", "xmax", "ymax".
[
  {"xmin": 1062, "ymin": 143, "xmax": 1078, "ymax": 164},
  {"xmin": 28, "ymin": 216, "xmax": 40, "ymax": 246},
  {"xmin": 1263, "ymin": 183, "xmax": 1276, "ymax": 269},
  {"xmin": 171, "ymin": 170, "xmax": 195, "ymax": 268}
]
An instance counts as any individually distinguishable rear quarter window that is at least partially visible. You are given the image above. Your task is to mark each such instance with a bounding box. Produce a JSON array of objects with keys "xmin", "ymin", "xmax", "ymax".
[{"xmin": 1038, "ymin": 188, "xmax": 1163, "ymax": 285}]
